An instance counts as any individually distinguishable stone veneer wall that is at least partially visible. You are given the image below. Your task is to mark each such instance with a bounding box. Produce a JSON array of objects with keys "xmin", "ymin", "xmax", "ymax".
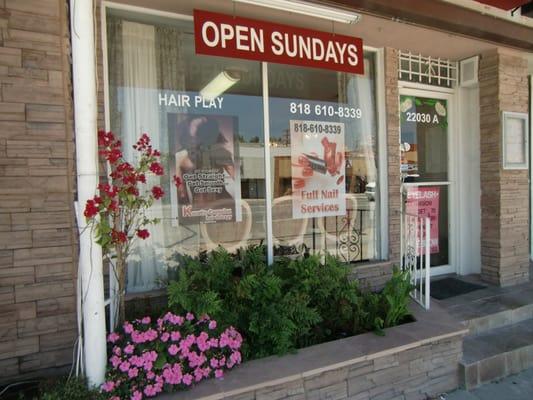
[
  {"xmin": 479, "ymin": 50, "xmax": 530, "ymax": 287},
  {"xmin": 384, "ymin": 48, "xmax": 401, "ymax": 265},
  {"xmin": 0, "ymin": 0, "xmax": 77, "ymax": 383},
  {"xmin": 184, "ymin": 335, "xmax": 463, "ymax": 400}
]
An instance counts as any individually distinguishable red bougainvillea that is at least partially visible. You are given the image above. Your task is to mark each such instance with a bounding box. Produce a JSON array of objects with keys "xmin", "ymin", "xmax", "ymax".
[{"xmin": 84, "ymin": 131, "xmax": 181, "ymax": 326}]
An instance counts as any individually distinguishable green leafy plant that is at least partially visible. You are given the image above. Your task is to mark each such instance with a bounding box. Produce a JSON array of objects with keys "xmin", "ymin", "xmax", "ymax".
[
  {"xmin": 168, "ymin": 245, "xmax": 319, "ymax": 358},
  {"xmin": 272, "ymin": 254, "xmax": 359, "ymax": 346},
  {"xmin": 39, "ymin": 377, "xmax": 105, "ymax": 400},
  {"xmin": 357, "ymin": 267, "xmax": 414, "ymax": 335},
  {"xmin": 167, "ymin": 247, "xmax": 414, "ymax": 360},
  {"xmin": 381, "ymin": 267, "xmax": 414, "ymax": 328}
]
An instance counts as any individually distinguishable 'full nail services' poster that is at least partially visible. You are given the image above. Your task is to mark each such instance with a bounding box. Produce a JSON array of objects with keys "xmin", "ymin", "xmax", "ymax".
[{"xmin": 290, "ymin": 120, "xmax": 346, "ymax": 219}]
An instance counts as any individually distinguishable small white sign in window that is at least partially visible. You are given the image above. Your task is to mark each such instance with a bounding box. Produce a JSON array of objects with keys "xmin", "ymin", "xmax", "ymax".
[{"xmin": 502, "ymin": 111, "xmax": 529, "ymax": 170}]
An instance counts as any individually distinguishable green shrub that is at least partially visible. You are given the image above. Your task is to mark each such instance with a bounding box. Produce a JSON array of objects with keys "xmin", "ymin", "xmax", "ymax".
[
  {"xmin": 39, "ymin": 377, "xmax": 105, "ymax": 400},
  {"xmin": 357, "ymin": 267, "xmax": 414, "ymax": 335},
  {"xmin": 272, "ymin": 254, "xmax": 360, "ymax": 346},
  {"xmin": 167, "ymin": 246, "xmax": 414, "ymax": 360},
  {"xmin": 168, "ymin": 245, "xmax": 319, "ymax": 358},
  {"xmin": 381, "ymin": 266, "xmax": 414, "ymax": 328}
]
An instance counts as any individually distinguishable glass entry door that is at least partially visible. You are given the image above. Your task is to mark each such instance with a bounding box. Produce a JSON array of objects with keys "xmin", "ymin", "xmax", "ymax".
[{"xmin": 400, "ymin": 90, "xmax": 454, "ymax": 275}]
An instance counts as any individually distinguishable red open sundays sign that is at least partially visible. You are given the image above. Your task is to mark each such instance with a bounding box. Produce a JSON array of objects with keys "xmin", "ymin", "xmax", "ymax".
[{"xmin": 193, "ymin": 9, "xmax": 364, "ymax": 75}]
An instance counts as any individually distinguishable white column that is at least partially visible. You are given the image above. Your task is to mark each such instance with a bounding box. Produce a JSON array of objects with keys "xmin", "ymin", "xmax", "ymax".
[{"xmin": 70, "ymin": 0, "xmax": 107, "ymax": 387}]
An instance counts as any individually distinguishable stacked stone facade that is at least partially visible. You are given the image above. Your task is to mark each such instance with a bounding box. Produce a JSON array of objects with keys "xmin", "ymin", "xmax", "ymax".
[
  {"xmin": 384, "ymin": 48, "xmax": 401, "ymax": 264},
  {"xmin": 185, "ymin": 335, "xmax": 463, "ymax": 400},
  {"xmin": 0, "ymin": 0, "xmax": 77, "ymax": 383},
  {"xmin": 479, "ymin": 50, "xmax": 530, "ymax": 287}
]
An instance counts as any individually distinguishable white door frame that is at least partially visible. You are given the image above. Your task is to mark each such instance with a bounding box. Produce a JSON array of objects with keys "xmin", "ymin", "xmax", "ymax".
[{"xmin": 398, "ymin": 83, "xmax": 458, "ymax": 277}]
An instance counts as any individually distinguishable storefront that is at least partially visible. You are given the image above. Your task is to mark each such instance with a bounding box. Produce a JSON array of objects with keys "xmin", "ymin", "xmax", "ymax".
[
  {"xmin": 2, "ymin": 0, "xmax": 533, "ymax": 387},
  {"xmin": 101, "ymin": 1, "xmax": 389, "ymax": 294},
  {"xmin": 95, "ymin": 0, "xmax": 533, "ymax": 294}
]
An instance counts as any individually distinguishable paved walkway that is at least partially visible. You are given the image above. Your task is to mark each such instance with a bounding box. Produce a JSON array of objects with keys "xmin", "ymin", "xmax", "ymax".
[{"xmin": 445, "ymin": 367, "xmax": 533, "ymax": 400}]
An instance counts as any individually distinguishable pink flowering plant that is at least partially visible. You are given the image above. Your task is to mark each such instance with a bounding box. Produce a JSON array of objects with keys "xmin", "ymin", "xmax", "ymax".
[
  {"xmin": 83, "ymin": 131, "xmax": 181, "ymax": 327},
  {"xmin": 103, "ymin": 312, "xmax": 242, "ymax": 399}
]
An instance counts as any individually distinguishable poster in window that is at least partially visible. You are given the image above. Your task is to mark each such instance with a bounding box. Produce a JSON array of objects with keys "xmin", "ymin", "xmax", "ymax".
[
  {"xmin": 169, "ymin": 113, "xmax": 241, "ymax": 224},
  {"xmin": 290, "ymin": 120, "xmax": 346, "ymax": 219},
  {"xmin": 405, "ymin": 186, "xmax": 440, "ymax": 254}
]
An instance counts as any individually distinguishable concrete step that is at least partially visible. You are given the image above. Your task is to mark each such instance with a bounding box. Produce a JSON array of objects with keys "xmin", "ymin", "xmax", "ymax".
[
  {"xmin": 466, "ymin": 302, "xmax": 533, "ymax": 336},
  {"xmin": 460, "ymin": 318, "xmax": 533, "ymax": 390},
  {"xmin": 437, "ymin": 279, "xmax": 533, "ymax": 336}
]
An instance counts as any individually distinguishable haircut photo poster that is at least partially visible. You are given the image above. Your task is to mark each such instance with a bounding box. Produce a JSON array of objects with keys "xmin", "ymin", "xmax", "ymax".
[
  {"xmin": 169, "ymin": 113, "xmax": 241, "ymax": 224},
  {"xmin": 290, "ymin": 120, "xmax": 346, "ymax": 219}
]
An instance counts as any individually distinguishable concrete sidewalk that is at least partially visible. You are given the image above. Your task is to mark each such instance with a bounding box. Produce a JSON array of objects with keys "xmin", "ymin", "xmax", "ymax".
[{"xmin": 445, "ymin": 367, "xmax": 533, "ymax": 400}]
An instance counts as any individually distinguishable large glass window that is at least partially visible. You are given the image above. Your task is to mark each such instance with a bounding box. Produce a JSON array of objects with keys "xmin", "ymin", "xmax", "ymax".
[
  {"xmin": 105, "ymin": 9, "xmax": 381, "ymax": 293},
  {"xmin": 268, "ymin": 56, "xmax": 379, "ymax": 262},
  {"xmin": 106, "ymin": 12, "xmax": 266, "ymax": 292}
]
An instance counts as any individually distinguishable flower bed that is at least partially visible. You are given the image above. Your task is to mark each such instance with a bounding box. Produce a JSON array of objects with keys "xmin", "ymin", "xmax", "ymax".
[
  {"xmin": 158, "ymin": 302, "xmax": 468, "ymax": 400},
  {"xmin": 102, "ymin": 313, "xmax": 242, "ymax": 399}
]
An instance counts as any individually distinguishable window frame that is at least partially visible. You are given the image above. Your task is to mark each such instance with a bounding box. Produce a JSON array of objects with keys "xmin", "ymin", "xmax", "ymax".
[{"xmin": 100, "ymin": 0, "xmax": 389, "ymax": 293}]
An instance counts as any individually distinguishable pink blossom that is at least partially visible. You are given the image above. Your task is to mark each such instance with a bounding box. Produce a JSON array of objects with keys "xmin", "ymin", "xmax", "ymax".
[
  {"xmin": 182, "ymin": 373, "xmax": 193, "ymax": 386},
  {"xmin": 194, "ymin": 367, "xmax": 204, "ymax": 382},
  {"xmin": 162, "ymin": 363, "xmax": 183, "ymax": 384},
  {"xmin": 161, "ymin": 332, "xmax": 170, "ymax": 342},
  {"xmin": 102, "ymin": 381, "xmax": 115, "ymax": 392},
  {"xmin": 113, "ymin": 346, "xmax": 122, "ymax": 356},
  {"xmin": 170, "ymin": 331, "xmax": 181, "ymax": 341},
  {"xmin": 186, "ymin": 312, "xmax": 194, "ymax": 321},
  {"xmin": 208, "ymin": 320, "xmax": 217, "ymax": 330},
  {"xmin": 107, "ymin": 332, "xmax": 120, "ymax": 343},
  {"xmin": 144, "ymin": 384, "xmax": 157, "ymax": 397},
  {"xmin": 215, "ymin": 369, "xmax": 224, "ymax": 379},
  {"xmin": 142, "ymin": 316, "xmax": 151, "ymax": 324},
  {"xmin": 119, "ymin": 361, "xmax": 131, "ymax": 372},
  {"xmin": 210, "ymin": 358, "xmax": 219, "ymax": 368},
  {"xmin": 130, "ymin": 355, "xmax": 144, "ymax": 368},
  {"xmin": 131, "ymin": 391, "xmax": 143, "ymax": 400},
  {"xmin": 142, "ymin": 350, "xmax": 158, "ymax": 363},
  {"xmin": 128, "ymin": 367, "xmax": 139, "ymax": 378},
  {"xmin": 230, "ymin": 351, "xmax": 242, "ymax": 365},
  {"xmin": 124, "ymin": 344, "xmax": 135, "ymax": 354},
  {"xmin": 168, "ymin": 344, "xmax": 179, "ymax": 356},
  {"xmin": 146, "ymin": 371, "xmax": 156, "ymax": 380},
  {"xmin": 110, "ymin": 355, "xmax": 121, "ymax": 369},
  {"xmin": 144, "ymin": 361, "xmax": 153, "ymax": 372},
  {"xmin": 123, "ymin": 322, "xmax": 134, "ymax": 334}
]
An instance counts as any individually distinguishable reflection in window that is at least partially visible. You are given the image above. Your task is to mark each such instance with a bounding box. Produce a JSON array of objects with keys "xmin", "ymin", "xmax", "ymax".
[
  {"xmin": 268, "ymin": 56, "xmax": 380, "ymax": 262},
  {"xmin": 106, "ymin": 11, "xmax": 382, "ymax": 293},
  {"xmin": 106, "ymin": 13, "xmax": 266, "ymax": 292}
]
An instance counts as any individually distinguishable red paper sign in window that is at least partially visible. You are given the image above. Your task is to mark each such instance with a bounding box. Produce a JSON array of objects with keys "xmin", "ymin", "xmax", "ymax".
[
  {"xmin": 406, "ymin": 186, "xmax": 440, "ymax": 254},
  {"xmin": 194, "ymin": 9, "xmax": 364, "ymax": 75}
]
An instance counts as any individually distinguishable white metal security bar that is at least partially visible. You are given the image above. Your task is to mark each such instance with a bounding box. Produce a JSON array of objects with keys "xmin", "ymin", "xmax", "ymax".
[
  {"xmin": 398, "ymin": 51, "xmax": 458, "ymax": 88},
  {"xmin": 401, "ymin": 213, "xmax": 431, "ymax": 310}
]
